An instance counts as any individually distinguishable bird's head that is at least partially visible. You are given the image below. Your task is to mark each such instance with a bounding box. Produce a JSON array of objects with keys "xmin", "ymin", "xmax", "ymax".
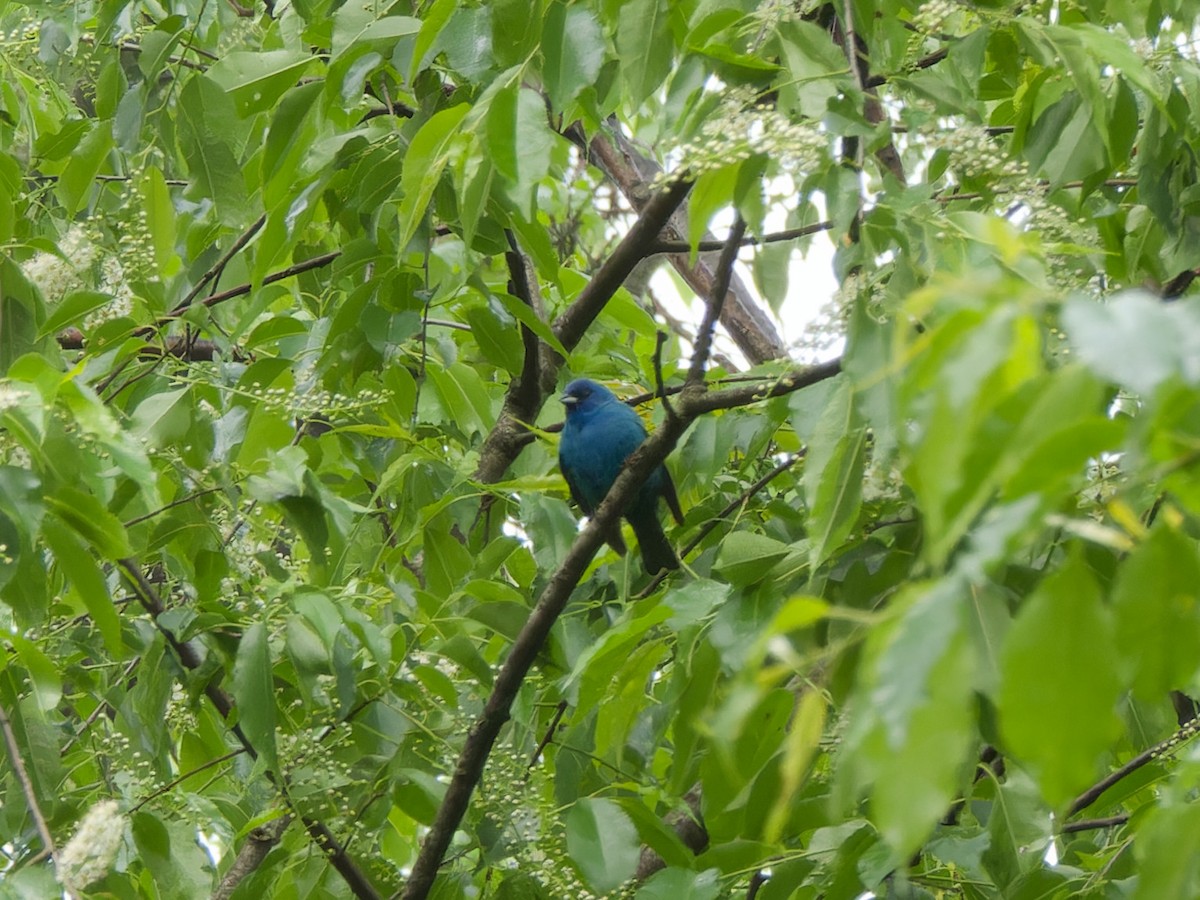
[{"xmin": 560, "ymin": 378, "xmax": 617, "ymax": 415}]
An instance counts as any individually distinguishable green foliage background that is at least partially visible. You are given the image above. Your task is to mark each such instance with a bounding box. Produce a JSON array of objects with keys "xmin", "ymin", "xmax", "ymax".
[{"xmin": 2, "ymin": 0, "xmax": 1200, "ymax": 898}]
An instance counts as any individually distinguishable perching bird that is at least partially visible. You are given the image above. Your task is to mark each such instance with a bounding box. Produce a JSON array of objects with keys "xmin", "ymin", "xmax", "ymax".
[{"xmin": 558, "ymin": 378, "xmax": 683, "ymax": 574}]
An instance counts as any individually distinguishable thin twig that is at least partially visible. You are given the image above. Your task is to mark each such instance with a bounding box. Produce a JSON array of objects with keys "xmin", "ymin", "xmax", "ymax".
[
  {"xmin": 60, "ymin": 657, "xmax": 141, "ymax": 754},
  {"xmin": 168, "ymin": 250, "xmax": 341, "ymax": 319},
  {"xmin": 649, "ymin": 221, "xmax": 833, "ymax": 254},
  {"xmin": 525, "ymin": 700, "xmax": 568, "ymax": 774},
  {"xmin": 687, "ymin": 216, "xmax": 746, "ymax": 387},
  {"xmin": 0, "ymin": 702, "xmax": 58, "ymax": 865},
  {"xmin": 1061, "ymin": 815, "xmax": 1129, "ymax": 834},
  {"xmin": 116, "ymin": 559, "xmax": 382, "ymax": 900},
  {"xmin": 637, "ymin": 453, "xmax": 803, "ymax": 598},
  {"xmin": 123, "ymin": 486, "xmax": 226, "ymax": 527},
  {"xmin": 131, "ymin": 750, "xmax": 244, "ymax": 813},
  {"xmin": 1068, "ymin": 715, "xmax": 1200, "ymax": 816},
  {"xmin": 653, "ymin": 331, "xmax": 674, "ymax": 420},
  {"xmin": 173, "ymin": 214, "xmax": 267, "ymax": 315}
]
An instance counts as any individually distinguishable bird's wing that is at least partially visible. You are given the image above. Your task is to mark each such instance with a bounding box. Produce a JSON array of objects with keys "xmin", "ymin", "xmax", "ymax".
[
  {"xmin": 561, "ymin": 462, "xmax": 594, "ymax": 515},
  {"xmin": 661, "ymin": 468, "xmax": 684, "ymax": 524},
  {"xmin": 561, "ymin": 456, "xmax": 628, "ymax": 556}
]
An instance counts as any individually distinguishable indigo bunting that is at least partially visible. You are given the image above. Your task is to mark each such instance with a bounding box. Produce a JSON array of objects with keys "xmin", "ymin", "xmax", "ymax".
[{"xmin": 558, "ymin": 378, "xmax": 683, "ymax": 574}]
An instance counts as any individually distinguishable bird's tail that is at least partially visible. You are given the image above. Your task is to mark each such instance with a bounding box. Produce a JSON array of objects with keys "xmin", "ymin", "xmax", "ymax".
[{"xmin": 630, "ymin": 515, "xmax": 678, "ymax": 575}]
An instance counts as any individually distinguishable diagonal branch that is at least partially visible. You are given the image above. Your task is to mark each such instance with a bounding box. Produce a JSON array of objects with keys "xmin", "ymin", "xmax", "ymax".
[
  {"xmin": 472, "ymin": 178, "xmax": 693, "ymax": 486},
  {"xmin": 173, "ymin": 214, "xmax": 266, "ymax": 316},
  {"xmin": 0, "ymin": 701, "xmax": 58, "ymax": 866},
  {"xmin": 687, "ymin": 216, "xmax": 747, "ymax": 386},
  {"xmin": 1068, "ymin": 714, "xmax": 1200, "ymax": 817},
  {"xmin": 651, "ymin": 220, "xmax": 832, "ymax": 254},
  {"xmin": 401, "ymin": 357, "xmax": 840, "ymax": 900},
  {"xmin": 581, "ymin": 125, "xmax": 790, "ymax": 364},
  {"xmin": 116, "ymin": 560, "xmax": 382, "ymax": 900}
]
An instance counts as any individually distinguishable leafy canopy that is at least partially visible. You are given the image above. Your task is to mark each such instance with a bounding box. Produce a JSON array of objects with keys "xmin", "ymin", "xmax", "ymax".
[{"xmin": 2, "ymin": 0, "xmax": 1200, "ymax": 899}]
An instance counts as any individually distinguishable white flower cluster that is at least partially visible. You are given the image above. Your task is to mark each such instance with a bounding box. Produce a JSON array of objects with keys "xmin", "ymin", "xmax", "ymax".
[
  {"xmin": 795, "ymin": 273, "xmax": 876, "ymax": 357},
  {"xmin": 0, "ymin": 381, "xmax": 29, "ymax": 412},
  {"xmin": 934, "ymin": 125, "xmax": 1026, "ymax": 181},
  {"xmin": 21, "ymin": 225, "xmax": 135, "ymax": 328},
  {"xmin": 21, "ymin": 227, "xmax": 94, "ymax": 303},
  {"xmin": 912, "ymin": 0, "xmax": 957, "ymax": 34},
  {"xmin": 241, "ymin": 382, "xmax": 392, "ymax": 420},
  {"xmin": 398, "ymin": 649, "xmax": 460, "ymax": 683},
  {"xmin": 665, "ymin": 88, "xmax": 827, "ymax": 182},
  {"xmin": 56, "ymin": 799, "xmax": 126, "ymax": 892},
  {"xmin": 85, "ymin": 255, "xmax": 135, "ymax": 328}
]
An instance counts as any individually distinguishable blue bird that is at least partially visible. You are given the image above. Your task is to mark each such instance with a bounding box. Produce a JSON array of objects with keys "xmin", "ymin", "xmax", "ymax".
[{"xmin": 558, "ymin": 378, "xmax": 683, "ymax": 574}]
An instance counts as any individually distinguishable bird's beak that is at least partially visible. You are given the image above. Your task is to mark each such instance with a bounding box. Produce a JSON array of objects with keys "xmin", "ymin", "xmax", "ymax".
[{"xmin": 560, "ymin": 393, "xmax": 576, "ymax": 406}]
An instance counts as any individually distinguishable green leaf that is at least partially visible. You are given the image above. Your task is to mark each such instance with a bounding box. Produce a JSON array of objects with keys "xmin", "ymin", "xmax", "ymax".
[
  {"xmin": 177, "ymin": 76, "xmax": 249, "ymax": 224},
  {"xmin": 1063, "ymin": 291, "xmax": 1200, "ymax": 394},
  {"xmin": 37, "ymin": 289, "xmax": 111, "ymax": 338},
  {"xmin": 838, "ymin": 580, "xmax": 977, "ymax": 858},
  {"xmin": 1134, "ymin": 800, "xmax": 1200, "ymax": 899},
  {"xmin": 542, "ymin": 3, "xmax": 605, "ymax": 112},
  {"xmin": 1113, "ymin": 526, "xmax": 1200, "ymax": 701},
  {"xmin": 687, "ymin": 163, "xmax": 740, "ymax": 253},
  {"xmin": 45, "ymin": 487, "xmax": 132, "ymax": 559},
  {"xmin": 332, "ymin": 9, "xmax": 421, "ymax": 59},
  {"xmin": 569, "ymin": 603, "xmax": 672, "ymax": 712},
  {"xmin": 485, "ymin": 85, "xmax": 556, "ymax": 217},
  {"xmin": 566, "ymin": 798, "xmax": 640, "ymax": 893},
  {"xmin": 495, "ymin": 873, "xmax": 553, "ymax": 899},
  {"xmin": 397, "ymin": 104, "xmax": 470, "ymax": 251},
  {"xmin": 43, "ymin": 517, "xmax": 124, "ymax": 655},
  {"xmin": 635, "ymin": 867, "xmax": 721, "ymax": 900},
  {"xmin": 233, "ymin": 622, "xmax": 279, "ymax": 771},
  {"xmin": 981, "ymin": 769, "xmax": 1052, "ymax": 890},
  {"xmin": 437, "ymin": 5, "xmax": 495, "ymax": 80},
  {"xmin": 1022, "ymin": 92, "xmax": 1108, "ymax": 186},
  {"xmin": 130, "ymin": 387, "xmax": 191, "ymax": 445},
  {"xmin": 998, "ymin": 554, "xmax": 1123, "ymax": 806},
  {"xmin": 804, "ymin": 379, "xmax": 866, "ymax": 568},
  {"xmin": 55, "ymin": 122, "xmax": 113, "ymax": 216},
  {"xmin": 466, "ymin": 303, "xmax": 523, "ymax": 374},
  {"xmin": 491, "ymin": 0, "xmax": 541, "ymax": 68},
  {"xmin": 9, "ymin": 633, "xmax": 61, "ymax": 710},
  {"xmin": 140, "ymin": 165, "xmax": 178, "ymax": 276},
  {"xmin": 494, "ymin": 290, "xmax": 569, "ymax": 359},
  {"xmin": 262, "ymin": 82, "xmax": 322, "ymax": 207},
  {"xmin": 616, "ymin": 0, "xmax": 673, "ymax": 105},
  {"xmin": 423, "ymin": 520, "xmax": 473, "ymax": 596},
  {"xmin": 410, "ymin": 0, "xmax": 457, "ymax": 85},
  {"xmin": 714, "ymin": 531, "xmax": 790, "ymax": 586},
  {"xmin": 765, "ymin": 690, "xmax": 826, "ymax": 842},
  {"xmin": 0, "ymin": 262, "xmax": 43, "ymax": 371},
  {"xmin": 207, "ymin": 50, "xmax": 314, "ymax": 117}
]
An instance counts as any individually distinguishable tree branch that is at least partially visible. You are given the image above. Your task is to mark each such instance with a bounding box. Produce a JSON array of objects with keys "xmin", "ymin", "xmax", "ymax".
[
  {"xmin": 687, "ymin": 216, "xmax": 746, "ymax": 386},
  {"xmin": 402, "ymin": 356, "xmax": 839, "ymax": 899},
  {"xmin": 505, "ymin": 230, "xmax": 542, "ymax": 413},
  {"xmin": 116, "ymin": 560, "xmax": 382, "ymax": 900},
  {"xmin": 1068, "ymin": 714, "xmax": 1200, "ymax": 816},
  {"xmin": 650, "ymin": 221, "xmax": 833, "ymax": 254},
  {"xmin": 0, "ymin": 701, "xmax": 58, "ymax": 866},
  {"xmin": 1060, "ymin": 815, "xmax": 1128, "ymax": 834},
  {"xmin": 212, "ymin": 817, "xmax": 291, "ymax": 900},
  {"xmin": 634, "ymin": 785, "xmax": 707, "ymax": 880},
  {"xmin": 580, "ymin": 125, "xmax": 790, "ymax": 364},
  {"xmin": 471, "ymin": 177, "xmax": 693, "ymax": 487},
  {"xmin": 57, "ymin": 330, "xmax": 241, "ymax": 362},
  {"xmin": 174, "ymin": 215, "xmax": 267, "ymax": 316}
]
